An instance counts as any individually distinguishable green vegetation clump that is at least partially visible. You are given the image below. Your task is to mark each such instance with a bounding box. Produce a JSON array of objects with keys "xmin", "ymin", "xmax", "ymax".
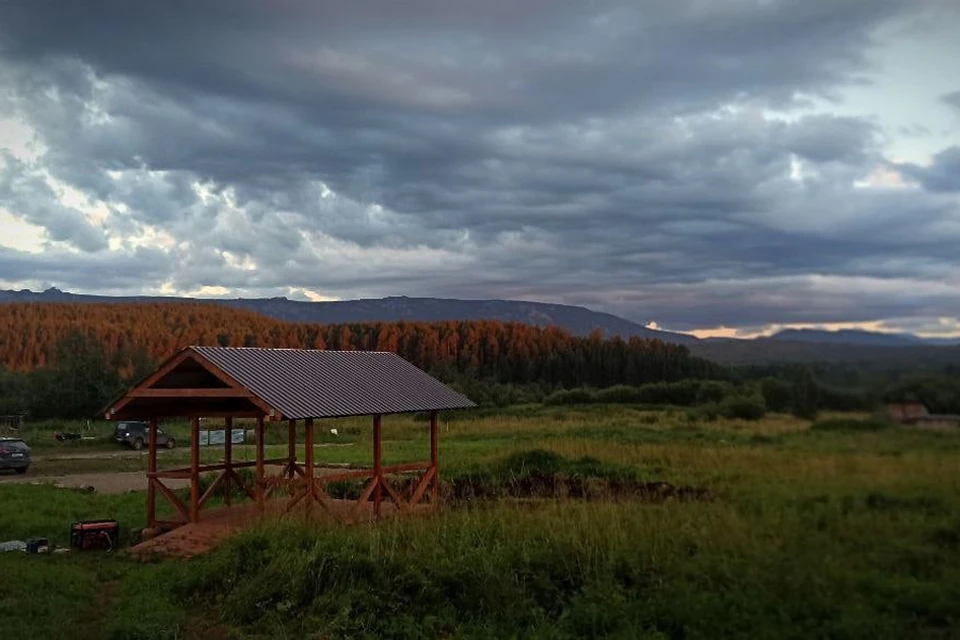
[
  {"xmin": 810, "ymin": 417, "xmax": 892, "ymax": 432},
  {"xmin": 717, "ymin": 393, "xmax": 767, "ymax": 420},
  {"xmin": 544, "ymin": 388, "xmax": 596, "ymax": 406}
]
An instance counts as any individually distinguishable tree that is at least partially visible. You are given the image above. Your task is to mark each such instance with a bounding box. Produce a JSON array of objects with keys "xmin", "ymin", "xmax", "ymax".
[{"xmin": 790, "ymin": 367, "xmax": 820, "ymax": 420}]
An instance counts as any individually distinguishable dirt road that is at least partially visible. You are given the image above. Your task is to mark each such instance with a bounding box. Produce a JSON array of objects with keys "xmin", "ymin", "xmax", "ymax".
[{"xmin": 0, "ymin": 470, "xmax": 190, "ymax": 494}]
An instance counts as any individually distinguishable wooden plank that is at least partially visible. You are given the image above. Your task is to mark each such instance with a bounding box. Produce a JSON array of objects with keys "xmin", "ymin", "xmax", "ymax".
[
  {"xmin": 187, "ymin": 351, "xmax": 278, "ymax": 417},
  {"xmin": 430, "ymin": 411, "xmax": 439, "ymax": 505},
  {"xmin": 373, "ymin": 414, "xmax": 383, "ymax": 519},
  {"xmin": 284, "ymin": 486, "xmax": 310, "ymax": 513},
  {"xmin": 154, "ymin": 477, "xmax": 190, "ymax": 522},
  {"xmin": 287, "ymin": 419, "xmax": 296, "ymax": 479},
  {"xmin": 106, "ymin": 351, "xmax": 193, "ymax": 418},
  {"xmin": 313, "ymin": 463, "xmax": 429, "ymax": 486},
  {"xmin": 350, "ymin": 475, "xmax": 380, "ymax": 520},
  {"xmin": 129, "ymin": 388, "xmax": 253, "ymax": 398},
  {"xmin": 190, "ymin": 416, "xmax": 200, "ymax": 523},
  {"xmin": 255, "ymin": 415, "xmax": 265, "ymax": 513},
  {"xmin": 379, "ymin": 476, "xmax": 408, "ymax": 513},
  {"xmin": 224, "ymin": 416, "xmax": 233, "ymax": 507},
  {"xmin": 316, "ymin": 468, "xmax": 375, "ymax": 484},
  {"xmin": 304, "ymin": 418, "xmax": 315, "ymax": 513},
  {"xmin": 153, "ymin": 459, "xmax": 289, "ymax": 478},
  {"xmin": 147, "ymin": 417, "xmax": 158, "ymax": 527},
  {"xmin": 409, "ymin": 466, "xmax": 436, "ymax": 506},
  {"xmin": 198, "ymin": 470, "xmax": 230, "ymax": 508},
  {"xmin": 229, "ymin": 468, "xmax": 256, "ymax": 501}
]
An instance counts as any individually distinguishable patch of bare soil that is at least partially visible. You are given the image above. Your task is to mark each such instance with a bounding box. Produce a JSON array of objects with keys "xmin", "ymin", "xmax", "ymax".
[{"xmin": 0, "ymin": 471, "xmax": 190, "ymax": 494}]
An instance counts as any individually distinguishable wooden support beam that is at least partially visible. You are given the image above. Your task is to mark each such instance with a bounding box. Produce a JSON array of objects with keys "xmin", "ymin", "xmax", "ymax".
[
  {"xmin": 315, "ymin": 462, "xmax": 429, "ymax": 486},
  {"xmin": 198, "ymin": 470, "xmax": 230, "ymax": 508},
  {"xmin": 147, "ymin": 417, "xmax": 158, "ymax": 527},
  {"xmin": 288, "ymin": 419, "xmax": 297, "ymax": 479},
  {"xmin": 351, "ymin": 475, "xmax": 380, "ymax": 519},
  {"xmin": 255, "ymin": 415, "xmax": 265, "ymax": 513},
  {"xmin": 190, "ymin": 416, "xmax": 200, "ymax": 523},
  {"xmin": 154, "ymin": 477, "xmax": 190, "ymax": 522},
  {"xmin": 379, "ymin": 476, "xmax": 408, "ymax": 513},
  {"xmin": 229, "ymin": 468, "xmax": 256, "ymax": 501},
  {"xmin": 224, "ymin": 416, "xmax": 233, "ymax": 507},
  {"xmin": 373, "ymin": 414, "xmax": 383, "ymax": 518},
  {"xmin": 151, "ymin": 459, "xmax": 288, "ymax": 478},
  {"xmin": 304, "ymin": 418, "xmax": 315, "ymax": 513},
  {"xmin": 409, "ymin": 466, "xmax": 437, "ymax": 506},
  {"xmin": 430, "ymin": 411, "xmax": 439, "ymax": 505},
  {"xmin": 129, "ymin": 388, "xmax": 253, "ymax": 398}
]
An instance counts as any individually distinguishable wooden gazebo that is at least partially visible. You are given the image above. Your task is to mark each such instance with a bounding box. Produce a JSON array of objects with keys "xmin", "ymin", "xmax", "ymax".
[{"xmin": 105, "ymin": 346, "xmax": 475, "ymax": 530}]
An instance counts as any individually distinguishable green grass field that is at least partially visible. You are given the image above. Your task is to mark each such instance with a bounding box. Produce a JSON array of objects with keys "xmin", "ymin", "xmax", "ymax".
[{"xmin": 2, "ymin": 406, "xmax": 959, "ymax": 639}]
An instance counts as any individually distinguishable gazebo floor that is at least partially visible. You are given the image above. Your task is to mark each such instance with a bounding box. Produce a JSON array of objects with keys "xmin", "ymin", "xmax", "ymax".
[{"xmin": 128, "ymin": 498, "xmax": 432, "ymax": 559}]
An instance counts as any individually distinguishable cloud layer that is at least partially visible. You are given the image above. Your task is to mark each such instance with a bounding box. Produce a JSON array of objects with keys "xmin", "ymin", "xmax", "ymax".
[{"xmin": 0, "ymin": 1, "xmax": 959, "ymax": 334}]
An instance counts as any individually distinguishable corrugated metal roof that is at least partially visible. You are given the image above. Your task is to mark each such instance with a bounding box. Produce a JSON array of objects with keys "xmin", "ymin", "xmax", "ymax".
[{"xmin": 190, "ymin": 346, "xmax": 475, "ymax": 419}]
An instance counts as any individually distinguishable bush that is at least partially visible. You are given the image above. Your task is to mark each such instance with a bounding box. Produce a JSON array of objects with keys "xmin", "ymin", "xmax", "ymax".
[
  {"xmin": 718, "ymin": 394, "xmax": 767, "ymax": 421},
  {"xmin": 810, "ymin": 418, "xmax": 891, "ymax": 432},
  {"xmin": 594, "ymin": 385, "xmax": 645, "ymax": 404},
  {"xmin": 636, "ymin": 380, "xmax": 701, "ymax": 406},
  {"xmin": 543, "ymin": 388, "xmax": 596, "ymax": 406},
  {"xmin": 696, "ymin": 380, "xmax": 733, "ymax": 404},
  {"xmin": 818, "ymin": 385, "xmax": 868, "ymax": 411},
  {"xmin": 759, "ymin": 377, "xmax": 793, "ymax": 412}
]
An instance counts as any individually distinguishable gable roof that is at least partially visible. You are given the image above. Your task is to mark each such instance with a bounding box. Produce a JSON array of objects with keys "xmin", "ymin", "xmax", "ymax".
[{"xmin": 106, "ymin": 346, "xmax": 475, "ymax": 420}]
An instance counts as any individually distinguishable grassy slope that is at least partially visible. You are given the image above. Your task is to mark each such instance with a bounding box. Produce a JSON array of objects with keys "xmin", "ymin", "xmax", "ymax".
[{"xmin": 1, "ymin": 406, "xmax": 958, "ymax": 639}]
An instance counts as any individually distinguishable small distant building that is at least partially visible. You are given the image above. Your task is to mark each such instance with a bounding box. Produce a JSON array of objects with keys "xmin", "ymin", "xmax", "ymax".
[
  {"xmin": 887, "ymin": 403, "xmax": 960, "ymax": 430},
  {"xmin": 886, "ymin": 403, "xmax": 929, "ymax": 423}
]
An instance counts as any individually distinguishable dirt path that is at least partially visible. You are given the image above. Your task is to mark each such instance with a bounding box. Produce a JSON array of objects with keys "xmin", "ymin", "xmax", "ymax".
[
  {"xmin": 0, "ymin": 470, "xmax": 191, "ymax": 494},
  {"xmin": 30, "ymin": 442, "xmax": 354, "ymax": 462},
  {"xmin": 0, "ymin": 461, "xmax": 354, "ymax": 494}
]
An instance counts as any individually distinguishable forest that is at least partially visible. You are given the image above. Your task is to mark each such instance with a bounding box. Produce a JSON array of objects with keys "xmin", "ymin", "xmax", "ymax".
[
  {"xmin": 0, "ymin": 302, "xmax": 722, "ymax": 418},
  {"xmin": 1, "ymin": 302, "xmax": 959, "ymax": 421}
]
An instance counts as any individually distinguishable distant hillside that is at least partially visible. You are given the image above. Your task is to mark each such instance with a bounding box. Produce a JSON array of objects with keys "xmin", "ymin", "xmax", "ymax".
[
  {"xmin": 689, "ymin": 337, "xmax": 960, "ymax": 368},
  {"xmin": 0, "ymin": 288, "xmax": 696, "ymax": 344},
  {"xmin": 768, "ymin": 328, "xmax": 960, "ymax": 347},
  {"xmin": 4, "ymin": 288, "xmax": 959, "ymax": 368}
]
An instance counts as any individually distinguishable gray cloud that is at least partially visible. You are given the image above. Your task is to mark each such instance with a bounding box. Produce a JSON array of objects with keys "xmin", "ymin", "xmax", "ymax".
[
  {"xmin": 897, "ymin": 146, "xmax": 960, "ymax": 192},
  {"xmin": 0, "ymin": 0, "xmax": 959, "ymax": 332},
  {"xmin": 943, "ymin": 90, "xmax": 960, "ymax": 112}
]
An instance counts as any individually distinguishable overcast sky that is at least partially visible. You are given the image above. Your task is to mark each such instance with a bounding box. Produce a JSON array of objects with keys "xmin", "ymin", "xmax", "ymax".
[{"xmin": 1, "ymin": 1, "xmax": 959, "ymax": 337}]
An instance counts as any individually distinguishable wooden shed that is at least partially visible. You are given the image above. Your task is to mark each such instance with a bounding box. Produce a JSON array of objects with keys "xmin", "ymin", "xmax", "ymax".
[{"xmin": 105, "ymin": 346, "xmax": 475, "ymax": 531}]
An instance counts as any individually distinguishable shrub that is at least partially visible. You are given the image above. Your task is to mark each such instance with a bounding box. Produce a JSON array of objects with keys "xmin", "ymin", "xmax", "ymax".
[
  {"xmin": 543, "ymin": 388, "xmax": 596, "ymax": 406},
  {"xmin": 809, "ymin": 418, "xmax": 891, "ymax": 432},
  {"xmin": 594, "ymin": 385, "xmax": 645, "ymax": 404},
  {"xmin": 718, "ymin": 394, "xmax": 767, "ymax": 421},
  {"xmin": 759, "ymin": 377, "xmax": 793, "ymax": 412},
  {"xmin": 696, "ymin": 380, "xmax": 733, "ymax": 405}
]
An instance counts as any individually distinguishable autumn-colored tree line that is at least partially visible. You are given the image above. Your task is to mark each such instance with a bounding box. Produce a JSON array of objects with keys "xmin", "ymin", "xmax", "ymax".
[{"xmin": 0, "ymin": 302, "xmax": 725, "ymax": 388}]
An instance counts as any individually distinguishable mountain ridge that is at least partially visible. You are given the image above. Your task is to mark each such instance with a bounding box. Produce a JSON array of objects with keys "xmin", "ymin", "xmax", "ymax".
[{"xmin": 0, "ymin": 288, "xmax": 697, "ymax": 344}]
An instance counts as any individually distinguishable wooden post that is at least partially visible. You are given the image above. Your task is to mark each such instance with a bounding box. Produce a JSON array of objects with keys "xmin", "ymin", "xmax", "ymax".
[
  {"xmin": 190, "ymin": 416, "xmax": 200, "ymax": 523},
  {"xmin": 255, "ymin": 415, "xmax": 265, "ymax": 513},
  {"xmin": 224, "ymin": 417, "xmax": 233, "ymax": 507},
  {"xmin": 305, "ymin": 418, "xmax": 315, "ymax": 511},
  {"xmin": 287, "ymin": 419, "xmax": 296, "ymax": 478},
  {"xmin": 430, "ymin": 411, "xmax": 439, "ymax": 505},
  {"xmin": 147, "ymin": 417, "xmax": 158, "ymax": 527},
  {"xmin": 373, "ymin": 414, "xmax": 382, "ymax": 518}
]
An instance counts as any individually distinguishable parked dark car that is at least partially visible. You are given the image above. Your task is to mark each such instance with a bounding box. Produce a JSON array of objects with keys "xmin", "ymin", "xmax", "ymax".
[
  {"xmin": 0, "ymin": 438, "xmax": 30, "ymax": 474},
  {"xmin": 114, "ymin": 421, "xmax": 176, "ymax": 450}
]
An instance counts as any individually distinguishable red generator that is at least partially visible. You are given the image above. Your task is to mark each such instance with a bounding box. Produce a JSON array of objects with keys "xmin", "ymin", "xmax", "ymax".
[{"xmin": 70, "ymin": 520, "xmax": 119, "ymax": 551}]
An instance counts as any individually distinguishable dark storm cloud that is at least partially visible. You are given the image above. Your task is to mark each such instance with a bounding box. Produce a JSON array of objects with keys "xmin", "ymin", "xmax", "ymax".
[
  {"xmin": 897, "ymin": 146, "xmax": 960, "ymax": 192},
  {"xmin": 0, "ymin": 0, "xmax": 959, "ymax": 331}
]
